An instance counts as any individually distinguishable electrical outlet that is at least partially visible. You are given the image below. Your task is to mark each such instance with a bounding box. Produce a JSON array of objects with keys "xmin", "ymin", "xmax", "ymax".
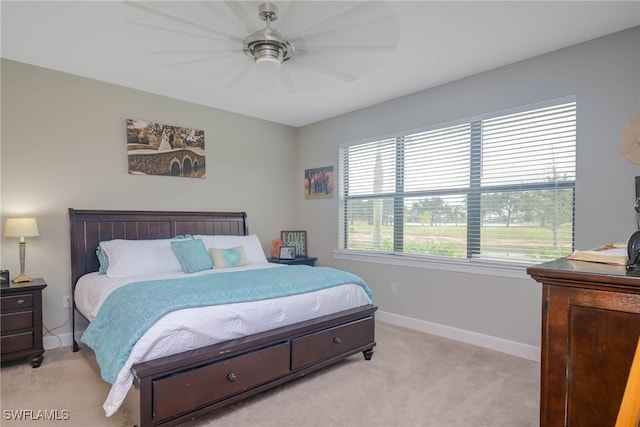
[
  {"xmin": 63, "ymin": 295, "xmax": 71, "ymax": 309},
  {"xmin": 390, "ymin": 282, "xmax": 398, "ymax": 294}
]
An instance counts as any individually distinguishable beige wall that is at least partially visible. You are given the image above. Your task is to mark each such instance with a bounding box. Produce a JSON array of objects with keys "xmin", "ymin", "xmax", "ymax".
[
  {"xmin": 1, "ymin": 26, "xmax": 638, "ymax": 353},
  {"xmin": 1, "ymin": 59, "xmax": 298, "ymax": 335},
  {"xmin": 296, "ymin": 27, "xmax": 640, "ymax": 348}
]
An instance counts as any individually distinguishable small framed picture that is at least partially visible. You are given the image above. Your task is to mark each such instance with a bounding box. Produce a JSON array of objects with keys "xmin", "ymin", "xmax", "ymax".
[
  {"xmin": 304, "ymin": 166, "xmax": 333, "ymax": 199},
  {"xmin": 281, "ymin": 230, "xmax": 307, "ymax": 257},
  {"xmin": 279, "ymin": 246, "xmax": 296, "ymax": 260},
  {"xmin": 0, "ymin": 270, "xmax": 9, "ymax": 286}
]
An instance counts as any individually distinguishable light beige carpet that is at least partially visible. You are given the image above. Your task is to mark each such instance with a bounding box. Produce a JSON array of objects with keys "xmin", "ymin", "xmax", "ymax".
[{"xmin": 0, "ymin": 321, "xmax": 539, "ymax": 426}]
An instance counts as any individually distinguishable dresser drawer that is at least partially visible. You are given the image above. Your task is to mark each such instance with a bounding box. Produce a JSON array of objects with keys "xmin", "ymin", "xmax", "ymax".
[
  {"xmin": 1, "ymin": 293, "xmax": 33, "ymax": 311},
  {"xmin": 1, "ymin": 331, "xmax": 34, "ymax": 354},
  {"xmin": 1, "ymin": 311, "xmax": 33, "ymax": 332},
  {"xmin": 291, "ymin": 316, "xmax": 375, "ymax": 370},
  {"xmin": 152, "ymin": 342, "xmax": 290, "ymax": 422}
]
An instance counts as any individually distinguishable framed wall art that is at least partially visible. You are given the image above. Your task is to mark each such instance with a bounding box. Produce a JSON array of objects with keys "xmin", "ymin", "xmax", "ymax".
[
  {"xmin": 280, "ymin": 231, "xmax": 307, "ymax": 257},
  {"xmin": 126, "ymin": 118, "xmax": 206, "ymax": 178},
  {"xmin": 279, "ymin": 246, "xmax": 296, "ymax": 260},
  {"xmin": 304, "ymin": 166, "xmax": 333, "ymax": 199}
]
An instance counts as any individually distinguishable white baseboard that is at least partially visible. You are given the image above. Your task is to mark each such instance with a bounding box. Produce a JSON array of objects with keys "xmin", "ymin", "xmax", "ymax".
[
  {"xmin": 43, "ymin": 331, "xmax": 77, "ymax": 350},
  {"xmin": 376, "ymin": 310, "xmax": 540, "ymax": 362}
]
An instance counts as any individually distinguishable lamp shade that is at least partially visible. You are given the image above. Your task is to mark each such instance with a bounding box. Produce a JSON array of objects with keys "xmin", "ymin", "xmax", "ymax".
[{"xmin": 4, "ymin": 218, "xmax": 40, "ymax": 238}]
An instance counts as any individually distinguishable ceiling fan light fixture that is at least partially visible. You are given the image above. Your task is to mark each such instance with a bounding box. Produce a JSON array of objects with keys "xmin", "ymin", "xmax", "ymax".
[{"xmin": 256, "ymin": 54, "xmax": 282, "ymax": 71}]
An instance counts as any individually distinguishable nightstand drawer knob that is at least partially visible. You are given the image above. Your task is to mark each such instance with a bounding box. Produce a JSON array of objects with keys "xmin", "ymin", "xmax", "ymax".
[
  {"xmin": 333, "ymin": 337, "xmax": 341, "ymax": 344},
  {"xmin": 16, "ymin": 299, "xmax": 25, "ymax": 305},
  {"xmin": 227, "ymin": 373, "xmax": 237, "ymax": 382}
]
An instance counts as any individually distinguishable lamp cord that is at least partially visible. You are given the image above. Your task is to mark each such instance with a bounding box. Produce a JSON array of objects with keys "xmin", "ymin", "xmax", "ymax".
[{"xmin": 42, "ymin": 305, "xmax": 71, "ymax": 350}]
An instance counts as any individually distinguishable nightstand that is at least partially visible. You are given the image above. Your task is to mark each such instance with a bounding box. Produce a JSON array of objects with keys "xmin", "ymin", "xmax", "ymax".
[
  {"xmin": 1, "ymin": 278, "xmax": 47, "ymax": 367},
  {"xmin": 268, "ymin": 256, "xmax": 317, "ymax": 266}
]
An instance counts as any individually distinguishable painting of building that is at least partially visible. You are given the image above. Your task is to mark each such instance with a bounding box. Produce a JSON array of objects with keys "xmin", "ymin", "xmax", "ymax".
[{"xmin": 127, "ymin": 119, "xmax": 206, "ymax": 178}]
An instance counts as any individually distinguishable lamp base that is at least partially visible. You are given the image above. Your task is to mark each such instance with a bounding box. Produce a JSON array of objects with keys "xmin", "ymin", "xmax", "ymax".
[{"xmin": 12, "ymin": 274, "xmax": 33, "ymax": 283}]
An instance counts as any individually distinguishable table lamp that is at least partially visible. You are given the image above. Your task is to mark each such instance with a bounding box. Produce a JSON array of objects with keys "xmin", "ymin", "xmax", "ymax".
[{"xmin": 4, "ymin": 217, "xmax": 40, "ymax": 283}]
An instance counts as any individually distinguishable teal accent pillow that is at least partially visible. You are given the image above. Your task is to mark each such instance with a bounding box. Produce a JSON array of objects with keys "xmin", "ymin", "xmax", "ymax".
[
  {"xmin": 173, "ymin": 234, "xmax": 193, "ymax": 239},
  {"xmin": 96, "ymin": 246, "xmax": 109, "ymax": 274},
  {"xmin": 209, "ymin": 246, "xmax": 249, "ymax": 268},
  {"xmin": 171, "ymin": 239, "xmax": 213, "ymax": 273}
]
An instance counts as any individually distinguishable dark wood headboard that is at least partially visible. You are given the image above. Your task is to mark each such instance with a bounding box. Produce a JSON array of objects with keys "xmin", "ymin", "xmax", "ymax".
[{"xmin": 68, "ymin": 209, "xmax": 249, "ymax": 288}]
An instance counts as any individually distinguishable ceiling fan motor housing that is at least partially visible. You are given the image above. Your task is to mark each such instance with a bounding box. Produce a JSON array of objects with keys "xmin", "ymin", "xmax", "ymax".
[{"xmin": 243, "ymin": 2, "xmax": 294, "ymax": 66}]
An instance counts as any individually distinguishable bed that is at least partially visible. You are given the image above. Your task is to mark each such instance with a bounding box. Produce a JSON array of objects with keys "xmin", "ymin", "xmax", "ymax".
[{"xmin": 68, "ymin": 209, "xmax": 377, "ymax": 427}]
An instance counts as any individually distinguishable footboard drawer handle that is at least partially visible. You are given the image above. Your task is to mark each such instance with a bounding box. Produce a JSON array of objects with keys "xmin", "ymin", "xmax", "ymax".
[
  {"xmin": 333, "ymin": 337, "xmax": 341, "ymax": 344},
  {"xmin": 227, "ymin": 373, "xmax": 237, "ymax": 383}
]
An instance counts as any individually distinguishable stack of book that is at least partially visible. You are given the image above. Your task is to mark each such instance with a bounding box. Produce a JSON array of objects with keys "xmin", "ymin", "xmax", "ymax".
[{"xmin": 565, "ymin": 243, "xmax": 628, "ymax": 265}]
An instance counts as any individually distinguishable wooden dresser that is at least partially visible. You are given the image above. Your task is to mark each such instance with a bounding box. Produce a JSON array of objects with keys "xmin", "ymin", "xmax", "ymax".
[
  {"xmin": 527, "ymin": 259, "xmax": 640, "ymax": 427},
  {"xmin": 0, "ymin": 278, "xmax": 47, "ymax": 367}
]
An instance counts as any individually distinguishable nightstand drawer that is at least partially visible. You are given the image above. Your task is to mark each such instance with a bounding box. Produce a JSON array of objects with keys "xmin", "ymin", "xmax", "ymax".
[
  {"xmin": 1, "ymin": 293, "xmax": 33, "ymax": 311},
  {"xmin": 1, "ymin": 331, "xmax": 34, "ymax": 354},
  {"xmin": 1, "ymin": 311, "xmax": 33, "ymax": 332}
]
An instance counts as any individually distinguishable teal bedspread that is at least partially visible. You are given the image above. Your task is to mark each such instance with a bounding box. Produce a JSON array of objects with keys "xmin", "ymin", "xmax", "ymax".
[{"xmin": 81, "ymin": 265, "xmax": 374, "ymax": 384}]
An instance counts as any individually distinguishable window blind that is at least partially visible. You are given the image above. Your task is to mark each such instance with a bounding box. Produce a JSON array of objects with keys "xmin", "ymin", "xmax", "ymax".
[{"xmin": 339, "ymin": 99, "xmax": 576, "ymax": 263}]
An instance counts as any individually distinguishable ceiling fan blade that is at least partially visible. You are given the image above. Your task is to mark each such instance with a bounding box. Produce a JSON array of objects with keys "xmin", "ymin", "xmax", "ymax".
[
  {"xmin": 283, "ymin": 2, "xmax": 396, "ymax": 40},
  {"xmin": 126, "ymin": 19, "xmax": 232, "ymax": 44},
  {"xmin": 272, "ymin": 60, "xmax": 352, "ymax": 94},
  {"xmin": 277, "ymin": 2, "xmax": 362, "ymax": 35},
  {"xmin": 124, "ymin": 1, "xmax": 243, "ymax": 44},
  {"xmin": 293, "ymin": 57, "xmax": 357, "ymax": 83},
  {"xmin": 162, "ymin": 53, "xmax": 240, "ymax": 67},
  {"xmin": 198, "ymin": 1, "xmax": 247, "ymax": 33},
  {"xmin": 288, "ymin": 14, "xmax": 398, "ymax": 47},
  {"xmin": 225, "ymin": 62, "xmax": 255, "ymax": 88},
  {"xmin": 148, "ymin": 49, "xmax": 234, "ymax": 56},
  {"xmin": 277, "ymin": 68, "xmax": 298, "ymax": 94},
  {"xmin": 293, "ymin": 45, "xmax": 393, "ymax": 80},
  {"xmin": 223, "ymin": 1, "xmax": 256, "ymax": 34},
  {"xmin": 276, "ymin": 1, "xmax": 306, "ymax": 31},
  {"xmin": 292, "ymin": 44, "xmax": 396, "ymax": 53},
  {"xmin": 197, "ymin": 56, "xmax": 258, "ymax": 83}
]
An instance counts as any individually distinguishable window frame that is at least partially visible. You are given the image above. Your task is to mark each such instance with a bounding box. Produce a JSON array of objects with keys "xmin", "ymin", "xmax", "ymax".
[{"xmin": 337, "ymin": 96, "xmax": 576, "ymax": 276}]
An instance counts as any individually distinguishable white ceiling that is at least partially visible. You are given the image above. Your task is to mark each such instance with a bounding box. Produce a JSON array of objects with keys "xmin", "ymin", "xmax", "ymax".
[{"xmin": 2, "ymin": 1, "xmax": 639, "ymax": 127}]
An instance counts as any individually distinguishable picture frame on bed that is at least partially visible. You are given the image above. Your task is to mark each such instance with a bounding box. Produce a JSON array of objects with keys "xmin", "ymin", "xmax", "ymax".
[
  {"xmin": 279, "ymin": 246, "xmax": 296, "ymax": 260},
  {"xmin": 280, "ymin": 231, "xmax": 307, "ymax": 257}
]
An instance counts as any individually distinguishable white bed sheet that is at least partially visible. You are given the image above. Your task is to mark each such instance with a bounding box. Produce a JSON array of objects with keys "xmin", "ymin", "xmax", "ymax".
[{"xmin": 74, "ymin": 263, "xmax": 373, "ymax": 416}]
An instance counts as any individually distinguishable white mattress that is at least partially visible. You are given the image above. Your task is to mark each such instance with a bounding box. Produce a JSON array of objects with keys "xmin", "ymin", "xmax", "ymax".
[{"xmin": 75, "ymin": 263, "xmax": 373, "ymax": 416}]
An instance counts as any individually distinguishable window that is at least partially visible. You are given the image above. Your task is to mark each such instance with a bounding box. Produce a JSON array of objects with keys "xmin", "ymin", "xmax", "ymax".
[{"xmin": 338, "ymin": 99, "xmax": 576, "ymax": 264}]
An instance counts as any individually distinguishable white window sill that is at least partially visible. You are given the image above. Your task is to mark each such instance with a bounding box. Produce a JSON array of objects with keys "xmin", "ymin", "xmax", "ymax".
[{"xmin": 332, "ymin": 250, "xmax": 534, "ymax": 280}]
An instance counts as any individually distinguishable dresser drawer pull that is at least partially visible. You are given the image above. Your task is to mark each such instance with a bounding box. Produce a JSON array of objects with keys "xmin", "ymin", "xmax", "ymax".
[
  {"xmin": 333, "ymin": 337, "xmax": 341, "ymax": 344},
  {"xmin": 16, "ymin": 299, "xmax": 25, "ymax": 305},
  {"xmin": 226, "ymin": 373, "xmax": 237, "ymax": 383}
]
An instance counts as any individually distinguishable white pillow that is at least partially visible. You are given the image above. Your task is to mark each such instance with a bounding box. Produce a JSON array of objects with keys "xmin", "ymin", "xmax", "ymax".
[
  {"xmin": 194, "ymin": 234, "xmax": 268, "ymax": 264},
  {"xmin": 100, "ymin": 238, "xmax": 184, "ymax": 278}
]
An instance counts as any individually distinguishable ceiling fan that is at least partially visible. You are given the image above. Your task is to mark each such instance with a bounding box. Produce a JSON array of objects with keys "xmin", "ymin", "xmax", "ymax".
[{"xmin": 124, "ymin": 1, "xmax": 400, "ymax": 94}]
